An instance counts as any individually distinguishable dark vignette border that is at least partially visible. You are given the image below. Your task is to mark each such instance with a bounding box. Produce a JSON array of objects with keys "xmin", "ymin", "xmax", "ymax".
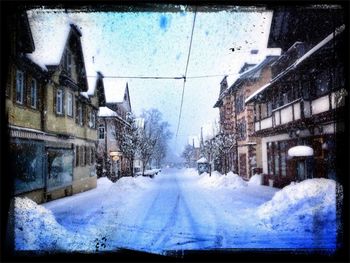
[{"xmin": 0, "ymin": 0, "xmax": 349, "ymax": 262}]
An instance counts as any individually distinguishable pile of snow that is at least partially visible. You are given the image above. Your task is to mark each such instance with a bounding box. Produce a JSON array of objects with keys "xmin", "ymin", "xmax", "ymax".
[
  {"xmin": 115, "ymin": 176, "xmax": 154, "ymax": 191},
  {"xmin": 12, "ymin": 197, "xmax": 92, "ymax": 251},
  {"xmin": 257, "ymin": 179, "xmax": 339, "ymax": 232},
  {"xmin": 248, "ymin": 174, "xmax": 263, "ymax": 185},
  {"xmin": 97, "ymin": 177, "xmax": 114, "ymax": 189},
  {"xmin": 198, "ymin": 171, "xmax": 247, "ymax": 189}
]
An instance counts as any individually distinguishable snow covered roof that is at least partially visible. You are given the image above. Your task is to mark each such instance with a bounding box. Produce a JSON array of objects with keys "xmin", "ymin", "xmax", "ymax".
[
  {"xmin": 103, "ymin": 78, "xmax": 127, "ymax": 104},
  {"xmin": 288, "ymin": 145, "xmax": 314, "ymax": 157},
  {"xmin": 197, "ymin": 157, "xmax": 208, "ymax": 163},
  {"xmin": 26, "ymin": 11, "xmax": 74, "ymax": 67},
  {"xmin": 245, "ymin": 24, "xmax": 345, "ymax": 104},
  {"xmin": 98, "ymin": 106, "xmax": 117, "ymax": 117},
  {"xmin": 87, "ymin": 75, "xmax": 98, "ymax": 96}
]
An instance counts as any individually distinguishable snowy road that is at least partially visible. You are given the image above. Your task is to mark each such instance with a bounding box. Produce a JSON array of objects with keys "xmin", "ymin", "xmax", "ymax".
[{"xmin": 36, "ymin": 168, "xmax": 337, "ymax": 254}]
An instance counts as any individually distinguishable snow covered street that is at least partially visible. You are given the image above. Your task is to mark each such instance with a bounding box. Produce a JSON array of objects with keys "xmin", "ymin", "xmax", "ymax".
[{"xmin": 12, "ymin": 168, "xmax": 339, "ymax": 254}]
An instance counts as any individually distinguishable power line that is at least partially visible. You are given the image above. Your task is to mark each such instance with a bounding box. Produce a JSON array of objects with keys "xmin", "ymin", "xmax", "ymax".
[
  {"xmin": 86, "ymin": 73, "xmax": 238, "ymax": 80},
  {"xmin": 87, "ymin": 75, "xmax": 184, "ymax": 80},
  {"xmin": 175, "ymin": 7, "xmax": 197, "ymax": 140}
]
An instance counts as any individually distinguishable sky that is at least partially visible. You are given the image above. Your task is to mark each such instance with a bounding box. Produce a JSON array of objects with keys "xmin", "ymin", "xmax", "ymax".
[{"xmin": 27, "ymin": 6, "xmax": 280, "ymax": 158}]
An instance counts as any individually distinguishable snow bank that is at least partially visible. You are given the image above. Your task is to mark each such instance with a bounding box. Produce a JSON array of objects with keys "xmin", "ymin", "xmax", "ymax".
[
  {"xmin": 257, "ymin": 179, "xmax": 339, "ymax": 232},
  {"xmin": 248, "ymin": 174, "xmax": 263, "ymax": 185},
  {"xmin": 198, "ymin": 171, "xmax": 247, "ymax": 189},
  {"xmin": 12, "ymin": 197, "xmax": 91, "ymax": 251},
  {"xmin": 115, "ymin": 176, "xmax": 154, "ymax": 191}
]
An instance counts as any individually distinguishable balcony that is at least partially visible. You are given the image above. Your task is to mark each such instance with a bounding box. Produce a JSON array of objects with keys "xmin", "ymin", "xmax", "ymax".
[{"xmin": 253, "ymin": 89, "xmax": 346, "ymax": 133}]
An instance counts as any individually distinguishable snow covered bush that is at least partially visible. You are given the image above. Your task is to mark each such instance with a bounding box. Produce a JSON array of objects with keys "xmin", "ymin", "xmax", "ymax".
[
  {"xmin": 248, "ymin": 174, "xmax": 263, "ymax": 185},
  {"xmin": 257, "ymin": 179, "xmax": 340, "ymax": 233}
]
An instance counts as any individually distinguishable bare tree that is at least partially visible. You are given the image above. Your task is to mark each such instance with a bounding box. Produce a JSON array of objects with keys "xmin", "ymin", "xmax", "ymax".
[
  {"xmin": 139, "ymin": 109, "xmax": 172, "ymax": 175},
  {"xmin": 181, "ymin": 144, "xmax": 194, "ymax": 168}
]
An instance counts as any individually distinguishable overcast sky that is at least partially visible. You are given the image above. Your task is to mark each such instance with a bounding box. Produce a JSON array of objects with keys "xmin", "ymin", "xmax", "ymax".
[{"xmin": 28, "ymin": 6, "xmax": 280, "ymax": 158}]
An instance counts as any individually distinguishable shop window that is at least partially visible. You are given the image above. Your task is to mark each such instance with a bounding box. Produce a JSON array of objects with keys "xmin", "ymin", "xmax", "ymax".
[
  {"xmin": 16, "ymin": 70, "xmax": 24, "ymax": 104},
  {"xmin": 47, "ymin": 148, "xmax": 73, "ymax": 190},
  {"xmin": 10, "ymin": 139, "xmax": 45, "ymax": 194},
  {"xmin": 30, "ymin": 79, "xmax": 37, "ymax": 109},
  {"xmin": 274, "ymin": 142, "xmax": 280, "ymax": 176}
]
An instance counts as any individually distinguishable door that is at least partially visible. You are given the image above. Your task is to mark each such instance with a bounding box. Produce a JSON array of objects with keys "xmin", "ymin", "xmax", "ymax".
[{"xmin": 239, "ymin": 153, "xmax": 247, "ymax": 178}]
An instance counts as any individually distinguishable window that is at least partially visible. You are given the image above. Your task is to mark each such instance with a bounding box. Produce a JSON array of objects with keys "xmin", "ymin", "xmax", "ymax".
[
  {"xmin": 77, "ymin": 104, "xmax": 83, "ymax": 125},
  {"xmin": 67, "ymin": 93, "xmax": 73, "ymax": 117},
  {"xmin": 267, "ymin": 101, "xmax": 273, "ymax": 117},
  {"xmin": 10, "ymin": 139, "xmax": 45, "ymax": 194},
  {"xmin": 88, "ymin": 110, "xmax": 96, "ymax": 128},
  {"xmin": 92, "ymin": 112, "xmax": 96, "ymax": 128},
  {"xmin": 64, "ymin": 49, "xmax": 72, "ymax": 76},
  {"xmin": 254, "ymin": 103, "xmax": 261, "ymax": 121},
  {"xmin": 30, "ymin": 79, "xmax": 37, "ymax": 108},
  {"xmin": 235, "ymin": 94, "xmax": 245, "ymax": 113},
  {"xmin": 47, "ymin": 148, "xmax": 73, "ymax": 189},
  {"xmin": 236, "ymin": 119, "xmax": 246, "ymax": 141},
  {"xmin": 99, "ymin": 124, "xmax": 105, "ymax": 139},
  {"xmin": 315, "ymin": 70, "xmax": 331, "ymax": 97},
  {"xmin": 79, "ymin": 145, "xmax": 84, "ymax": 166},
  {"xmin": 260, "ymin": 103, "xmax": 267, "ymax": 119},
  {"xmin": 56, "ymin": 89, "xmax": 63, "ymax": 114},
  {"xmin": 16, "ymin": 70, "xmax": 24, "ymax": 104}
]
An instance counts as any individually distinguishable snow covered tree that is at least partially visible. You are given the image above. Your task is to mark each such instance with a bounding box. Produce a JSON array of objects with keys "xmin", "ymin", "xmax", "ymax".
[
  {"xmin": 211, "ymin": 133, "xmax": 236, "ymax": 175},
  {"xmin": 201, "ymin": 139, "xmax": 219, "ymax": 176},
  {"xmin": 181, "ymin": 144, "xmax": 194, "ymax": 168},
  {"xmin": 116, "ymin": 113, "xmax": 139, "ymax": 177},
  {"xmin": 139, "ymin": 109, "xmax": 172, "ymax": 175}
]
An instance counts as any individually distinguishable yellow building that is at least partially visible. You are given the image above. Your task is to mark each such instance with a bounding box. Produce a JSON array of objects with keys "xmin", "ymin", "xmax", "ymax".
[{"xmin": 6, "ymin": 12, "xmax": 103, "ymax": 203}]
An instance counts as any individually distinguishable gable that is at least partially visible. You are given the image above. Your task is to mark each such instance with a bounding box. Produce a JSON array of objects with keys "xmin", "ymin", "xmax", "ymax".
[{"xmin": 59, "ymin": 25, "xmax": 88, "ymax": 92}]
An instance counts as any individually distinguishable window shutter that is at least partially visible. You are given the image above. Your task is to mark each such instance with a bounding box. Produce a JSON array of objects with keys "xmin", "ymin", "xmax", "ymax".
[
  {"xmin": 53, "ymin": 87, "xmax": 57, "ymax": 113},
  {"xmin": 75, "ymin": 145, "xmax": 79, "ymax": 167},
  {"xmin": 26, "ymin": 75, "xmax": 31, "ymax": 107},
  {"xmin": 75, "ymin": 100, "xmax": 79, "ymax": 123},
  {"xmin": 62, "ymin": 89, "xmax": 65, "ymax": 115}
]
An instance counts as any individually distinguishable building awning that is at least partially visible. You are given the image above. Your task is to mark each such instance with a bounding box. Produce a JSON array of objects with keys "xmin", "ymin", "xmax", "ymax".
[{"xmin": 288, "ymin": 145, "xmax": 314, "ymax": 157}]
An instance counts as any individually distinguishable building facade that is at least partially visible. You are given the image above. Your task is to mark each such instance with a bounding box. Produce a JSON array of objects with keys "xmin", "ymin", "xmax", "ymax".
[
  {"xmin": 245, "ymin": 8, "xmax": 346, "ymax": 187},
  {"xmin": 6, "ymin": 13, "xmax": 101, "ymax": 203},
  {"xmin": 214, "ymin": 54, "xmax": 278, "ymax": 178},
  {"xmin": 96, "ymin": 78, "xmax": 133, "ymax": 181}
]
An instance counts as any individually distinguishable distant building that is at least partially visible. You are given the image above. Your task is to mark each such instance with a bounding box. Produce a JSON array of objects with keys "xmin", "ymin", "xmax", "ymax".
[
  {"xmin": 95, "ymin": 76, "xmax": 132, "ymax": 181},
  {"xmin": 6, "ymin": 12, "xmax": 102, "ymax": 203},
  {"xmin": 214, "ymin": 52, "xmax": 278, "ymax": 178},
  {"xmin": 245, "ymin": 7, "xmax": 346, "ymax": 187}
]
